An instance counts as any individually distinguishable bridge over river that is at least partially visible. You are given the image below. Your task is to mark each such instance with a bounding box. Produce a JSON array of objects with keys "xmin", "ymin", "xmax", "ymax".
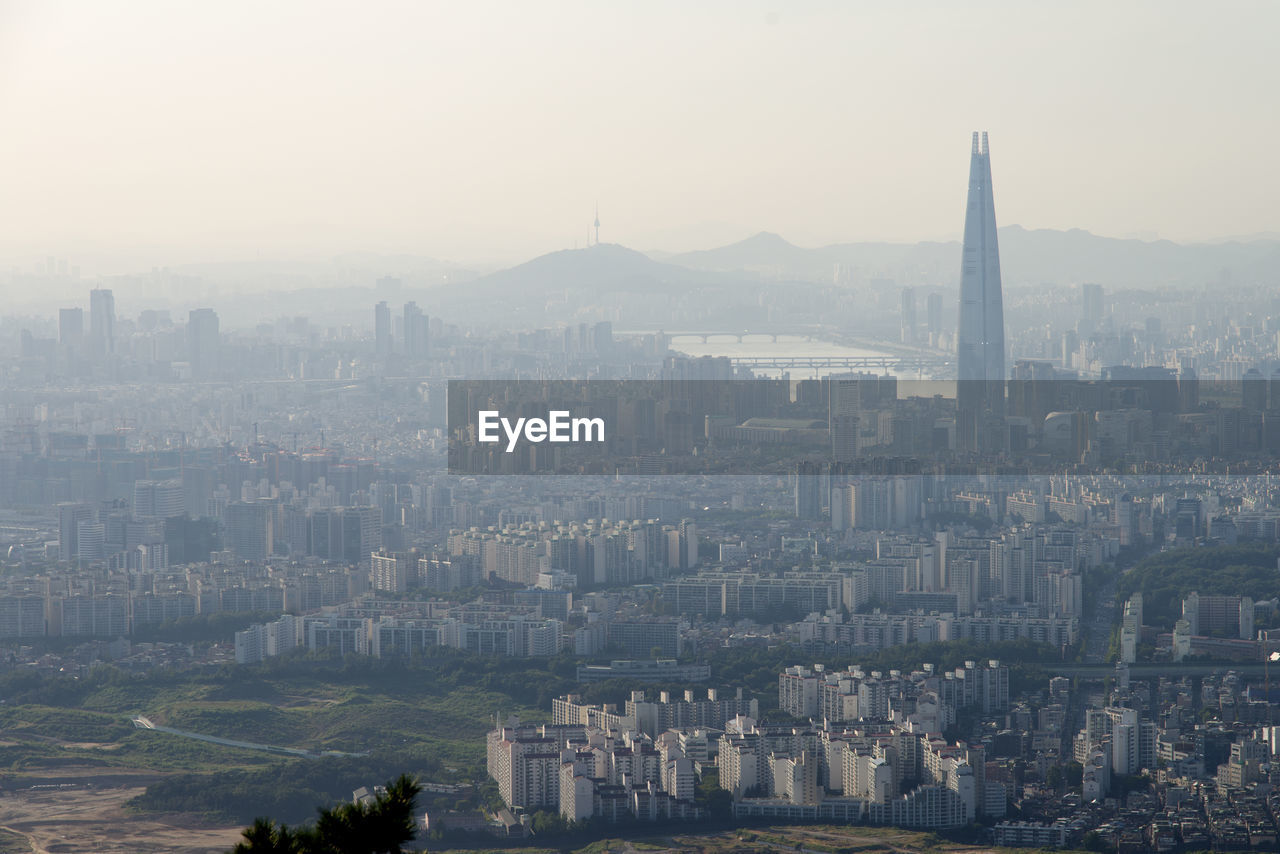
[{"xmin": 730, "ymin": 354, "xmax": 953, "ymax": 373}]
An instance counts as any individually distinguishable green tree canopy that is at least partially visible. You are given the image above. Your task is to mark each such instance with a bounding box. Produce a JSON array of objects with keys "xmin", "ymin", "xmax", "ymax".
[
  {"xmin": 1117, "ymin": 543, "xmax": 1279, "ymax": 627},
  {"xmin": 230, "ymin": 774, "xmax": 421, "ymax": 854}
]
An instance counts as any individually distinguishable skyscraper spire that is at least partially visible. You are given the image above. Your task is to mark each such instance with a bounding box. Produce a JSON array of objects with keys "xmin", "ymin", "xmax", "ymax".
[
  {"xmin": 956, "ymin": 130, "xmax": 1005, "ymax": 425},
  {"xmin": 593, "ymin": 203, "xmax": 600, "ymax": 246}
]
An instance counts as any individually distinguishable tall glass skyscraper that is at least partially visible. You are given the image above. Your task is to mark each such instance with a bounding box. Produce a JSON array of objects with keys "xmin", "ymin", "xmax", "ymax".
[
  {"xmin": 956, "ymin": 132, "xmax": 1005, "ymax": 423},
  {"xmin": 89, "ymin": 288, "xmax": 115, "ymax": 357}
]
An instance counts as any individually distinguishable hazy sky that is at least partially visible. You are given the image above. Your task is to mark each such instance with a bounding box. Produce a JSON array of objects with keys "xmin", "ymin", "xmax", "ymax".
[{"xmin": 0, "ymin": 0, "xmax": 1276, "ymax": 270}]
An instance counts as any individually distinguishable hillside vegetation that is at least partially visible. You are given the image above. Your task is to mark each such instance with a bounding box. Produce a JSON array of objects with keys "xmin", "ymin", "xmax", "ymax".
[{"xmin": 1117, "ymin": 543, "xmax": 1280, "ymax": 627}]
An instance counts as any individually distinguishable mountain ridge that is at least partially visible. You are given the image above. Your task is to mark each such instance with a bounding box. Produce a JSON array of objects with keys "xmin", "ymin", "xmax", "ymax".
[{"xmin": 662, "ymin": 225, "xmax": 1280, "ymax": 287}]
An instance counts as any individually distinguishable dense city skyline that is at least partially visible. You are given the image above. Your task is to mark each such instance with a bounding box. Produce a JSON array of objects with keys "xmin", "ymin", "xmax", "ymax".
[{"xmin": 3, "ymin": 4, "xmax": 1280, "ymax": 852}]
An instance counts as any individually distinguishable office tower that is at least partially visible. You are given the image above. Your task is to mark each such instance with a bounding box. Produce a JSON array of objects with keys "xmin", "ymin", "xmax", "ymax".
[
  {"xmin": 76, "ymin": 520, "xmax": 106, "ymax": 563},
  {"xmin": 403, "ymin": 301, "xmax": 428, "ymax": 358},
  {"xmin": 1060, "ymin": 330, "xmax": 1079, "ymax": 370},
  {"xmin": 830, "ymin": 374, "xmax": 864, "ymax": 462},
  {"xmin": 58, "ymin": 503, "xmax": 94, "ymax": 561},
  {"xmin": 1178, "ymin": 367, "xmax": 1199, "ymax": 412},
  {"xmin": 593, "ymin": 320, "xmax": 613, "ymax": 355},
  {"xmin": 1242, "ymin": 367, "xmax": 1267, "ymax": 412},
  {"xmin": 188, "ymin": 308, "xmax": 220, "ymax": 379},
  {"xmin": 134, "ymin": 480, "xmax": 185, "ymax": 519},
  {"xmin": 89, "ymin": 288, "xmax": 115, "ymax": 356},
  {"xmin": 794, "ymin": 462, "xmax": 822, "ymax": 520},
  {"xmin": 1175, "ymin": 497, "xmax": 1202, "ymax": 540},
  {"xmin": 831, "ymin": 413, "xmax": 860, "ymax": 463},
  {"xmin": 138, "ymin": 309, "xmax": 169, "ymax": 331},
  {"xmin": 182, "ymin": 466, "xmax": 214, "ymax": 518},
  {"xmin": 926, "ymin": 292, "xmax": 943, "ymax": 344},
  {"xmin": 1080, "ymin": 283, "xmax": 1104, "ymax": 336},
  {"xmin": 223, "ymin": 501, "xmax": 274, "ymax": 560},
  {"xmin": 374, "ymin": 301, "xmax": 392, "ymax": 356},
  {"xmin": 342, "ymin": 505, "xmax": 383, "ymax": 565},
  {"xmin": 302, "ymin": 506, "xmax": 383, "ymax": 564},
  {"xmin": 851, "ymin": 479, "xmax": 893, "ymax": 530},
  {"xmin": 1115, "ymin": 494, "xmax": 1139, "ymax": 547},
  {"xmin": 955, "ymin": 131, "xmax": 1005, "ymax": 420},
  {"xmin": 58, "ymin": 308, "xmax": 84, "ymax": 351},
  {"xmin": 900, "ymin": 287, "xmax": 916, "ymax": 345},
  {"xmin": 829, "ymin": 372, "xmax": 893, "ymax": 463}
]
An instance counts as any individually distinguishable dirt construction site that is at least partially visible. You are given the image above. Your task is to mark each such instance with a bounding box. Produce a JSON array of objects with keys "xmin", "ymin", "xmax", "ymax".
[{"xmin": 0, "ymin": 769, "xmax": 243, "ymax": 854}]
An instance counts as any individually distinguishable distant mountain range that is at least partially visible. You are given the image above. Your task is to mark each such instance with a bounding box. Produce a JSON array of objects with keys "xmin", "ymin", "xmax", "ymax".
[
  {"xmin": 423, "ymin": 226, "xmax": 1280, "ymax": 325},
  {"xmin": 444, "ymin": 226, "xmax": 1280, "ymax": 302},
  {"xmin": 665, "ymin": 231, "xmax": 957, "ymax": 285},
  {"xmin": 116, "ymin": 227, "xmax": 1280, "ymax": 329},
  {"xmin": 664, "ymin": 226, "xmax": 1280, "ymax": 289}
]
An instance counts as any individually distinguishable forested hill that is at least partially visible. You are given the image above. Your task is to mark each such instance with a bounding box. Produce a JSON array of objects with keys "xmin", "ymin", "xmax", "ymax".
[{"xmin": 1117, "ymin": 543, "xmax": 1280, "ymax": 627}]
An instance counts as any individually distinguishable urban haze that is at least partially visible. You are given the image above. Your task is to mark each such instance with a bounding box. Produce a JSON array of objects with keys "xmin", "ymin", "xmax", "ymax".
[{"xmin": 0, "ymin": 3, "xmax": 1279, "ymax": 854}]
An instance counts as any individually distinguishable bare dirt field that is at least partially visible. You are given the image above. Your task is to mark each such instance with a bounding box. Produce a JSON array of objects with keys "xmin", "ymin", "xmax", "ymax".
[
  {"xmin": 433, "ymin": 826, "xmax": 1007, "ymax": 854},
  {"xmin": 0, "ymin": 771, "xmax": 243, "ymax": 854}
]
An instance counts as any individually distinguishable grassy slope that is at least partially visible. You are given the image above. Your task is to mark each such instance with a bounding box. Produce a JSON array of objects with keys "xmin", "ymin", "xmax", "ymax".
[{"xmin": 1, "ymin": 665, "xmax": 536, "ymax": 778}]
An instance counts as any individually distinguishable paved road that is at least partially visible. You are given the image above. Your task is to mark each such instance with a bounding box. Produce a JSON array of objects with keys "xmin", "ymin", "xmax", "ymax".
[
  {"xmin": 1082, "ymin": 567, "xmax": 1120, "ymax": 664},
  {"xmin": 1053, "ymin": 662, "xmax": 1270, "ymax": 677},
  {"xmin": 129, "ymin": 715, "xmax": 367, "ymax": 759}
]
